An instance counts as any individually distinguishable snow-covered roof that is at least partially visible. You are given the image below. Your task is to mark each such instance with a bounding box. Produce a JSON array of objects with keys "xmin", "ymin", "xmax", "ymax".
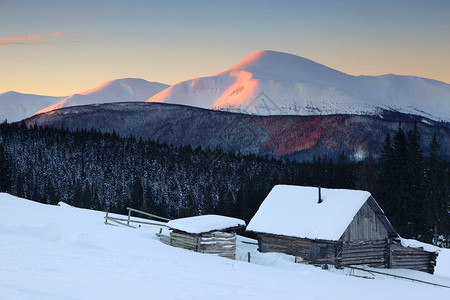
[
  {"xmin": 247, "ymin": 185, "xmax": 371, "ymax": 241},
  {"xmin": 167, "ymin": 215, "xmax": 246, "ymax": 234}
]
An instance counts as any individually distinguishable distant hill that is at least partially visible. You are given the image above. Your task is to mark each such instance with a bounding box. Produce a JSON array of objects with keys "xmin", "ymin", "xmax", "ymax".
[
  {"xmin": 36, "ymin": 78, "xmax": 169, "ymax": 114},
  {"xmin": 147, "ymin": 50, "xmax": 450, "ymax": 122},
  {"xmin": 0, "ymin": 78, "xmax": 168, "ymax": 122},
  {"xmin": 23, "ymin": 102, "xmax": 450, "ymax": 161},
  {"xmin": 0, "ymin": 92, "xmax": 65, "ymax": 123}
]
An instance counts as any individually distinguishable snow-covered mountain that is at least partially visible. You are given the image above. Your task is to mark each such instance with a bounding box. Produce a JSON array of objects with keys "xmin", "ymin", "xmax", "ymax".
[
  {"xmin": 0, "ymin": 91, "xmax": 66, "ymax": 123},
  {"xmin": 36, "ymin": 78, "xmax": 169, "ymax": 115},
  {"xmin": 147, "ymin": 50, "xmax": 450, "ymax": 122}
]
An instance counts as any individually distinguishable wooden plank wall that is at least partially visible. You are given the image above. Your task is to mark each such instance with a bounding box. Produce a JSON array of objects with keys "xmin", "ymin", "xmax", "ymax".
[{"xmin": 340, "ymin": 200, "xmax": 390, "ymax": 242}]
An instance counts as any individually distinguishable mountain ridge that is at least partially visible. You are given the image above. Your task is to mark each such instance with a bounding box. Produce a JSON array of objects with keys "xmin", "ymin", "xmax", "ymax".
[
  {"xmin": 0, "ymin": 78, "xmax": 168, "ymax": 121},
  {"xmin": 36, "ymin": 78, "xmax": 169, "ymax": 114},
  {"xmin": 23, "ymin": 102, "xmax": 450, "ymax": 162},
  {"xmin": 2, "ymin": 51, "xmax": 449, "ymax": 124},
  {"xmin": 0, "ymin": 91, "xmax": 66, "ymax": 123},
  {"xmin": 147, "ymin": 50, "xmax": 450, "ymax": 122}
]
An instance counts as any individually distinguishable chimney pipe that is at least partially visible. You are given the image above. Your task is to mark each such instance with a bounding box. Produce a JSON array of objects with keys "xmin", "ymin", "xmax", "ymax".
[{"xmin": 318, "ymin": 186, "xmax": 323, "ymax": 204}]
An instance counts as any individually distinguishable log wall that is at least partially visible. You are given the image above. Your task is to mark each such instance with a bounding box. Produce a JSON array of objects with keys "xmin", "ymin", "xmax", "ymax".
[
  {"xmin": 198, "ymin": 232, "xmax": 236, "ymax": 260},
  {"xmin": 340, "ymin": 239, "xmax": 387, "ymax": 268},
  {"xmin": 170, "ymin": 230, "xmax": 237, "ymax": 260},
  {"xmin": 257, "ymin": 233, "xmax": 339, "ymax": 263},
  {"xmin": 170, "ymin": 231, "xmax": 199, "ymax": 251},
  {"xmin": 257, "ymin": 234, "xmax": 437, "ymax": 273},
  {"xmin": 390, "ymin": 242, "xmax": 437, "ymax": 274},
  {"xmin": 258, "ymin": 233, "xmax": 309, "ymax": 257}
]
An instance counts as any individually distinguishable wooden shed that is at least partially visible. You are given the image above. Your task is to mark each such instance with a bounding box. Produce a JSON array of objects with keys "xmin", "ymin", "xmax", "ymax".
[
  {"xmin": 166, "ymin": 215, "xmax": 246, "ymax": 260},
  {"xmin": 247, "ymin": 185, "xmax": 439, "ymax": 273}
]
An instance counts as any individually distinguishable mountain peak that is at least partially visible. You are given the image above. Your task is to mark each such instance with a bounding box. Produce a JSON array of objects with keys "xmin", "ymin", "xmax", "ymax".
[
  {"xmin": 225, "ymin": 50, "xmax": 316, "ymax": 70},
  {"xmin": 214, "ymin": 50, "xmax": 349, "ymax": 89},
  {"xmin": 1, "ymin": 91, "xmax": 18, "ymax": 96},
  {"xmin": 80, "ymin": 78, "xmax": 163, "ymax": 96}
]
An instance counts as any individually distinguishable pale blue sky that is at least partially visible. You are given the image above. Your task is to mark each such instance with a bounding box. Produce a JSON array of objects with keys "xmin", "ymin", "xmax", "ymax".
[{"xmin": 1, "ymin": 0, "xmax": 449, "ymax": 95}]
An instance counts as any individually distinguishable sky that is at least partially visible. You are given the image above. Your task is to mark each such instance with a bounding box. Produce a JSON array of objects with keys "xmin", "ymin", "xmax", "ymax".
[{"xmin": 1, "ymin": 0, "xmax": 449, "ymax": 96}]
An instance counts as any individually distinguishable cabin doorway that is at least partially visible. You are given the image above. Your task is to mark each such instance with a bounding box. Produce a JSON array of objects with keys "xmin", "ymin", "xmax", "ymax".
[{"xmin": 310, "ymin": 243, "xmax": 327, "ymax": 260}]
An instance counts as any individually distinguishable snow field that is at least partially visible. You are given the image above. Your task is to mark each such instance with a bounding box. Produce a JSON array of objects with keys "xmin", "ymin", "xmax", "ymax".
[{"xmin": 1, "ymin": 193, "xmax": 449, "ymax": 299}]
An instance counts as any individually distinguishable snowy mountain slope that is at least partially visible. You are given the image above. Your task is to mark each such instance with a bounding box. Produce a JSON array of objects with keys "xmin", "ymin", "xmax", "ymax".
[
  {"xmin": 1, "ymin": 193, "xmax": 449, "ymax": 299},
  {"xmin": 36, "ymin": 78, "xmax": 169, "ymax": 114},
  {"xmin": 24, "ymin": 102, "xmax": 450, "ymax": 161},
  {"xmin": 0, "ymin": 91, "xmax": 65, "ymax": 122},
  {"xmin": 147, "ymin": 50, "xmax": 450, "ymax": 122}
]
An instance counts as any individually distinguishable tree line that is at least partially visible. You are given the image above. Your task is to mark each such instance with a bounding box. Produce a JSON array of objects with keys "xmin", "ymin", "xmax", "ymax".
[{"xmin": 0, "ymin": 121, "xmax": 448, "ymax": 246}]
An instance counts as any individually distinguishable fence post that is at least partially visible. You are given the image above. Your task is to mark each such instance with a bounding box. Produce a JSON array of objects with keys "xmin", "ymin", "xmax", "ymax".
[
  {"xmin": 127, "ymin": 209, "xmax": 131, "ymax": 226},
  {"xmin": 105, "ymin": 212, "xmax": 109, "ymax": 225},
  {"xmin": 248, "ymin": 252, "xmax": 251, "ymax": 263}
]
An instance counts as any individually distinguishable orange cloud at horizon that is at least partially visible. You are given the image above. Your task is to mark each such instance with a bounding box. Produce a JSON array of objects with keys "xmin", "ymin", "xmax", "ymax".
[
  {"xmin": 0, "ymin": 32, "xmax": 74, "ymax": 46},
  {"xmin": 0, "ymin": 34, "xmax": 45, "ymax": 45}
]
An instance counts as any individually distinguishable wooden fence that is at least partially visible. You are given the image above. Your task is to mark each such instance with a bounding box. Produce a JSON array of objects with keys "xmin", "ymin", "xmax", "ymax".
[{"xmin": 104, "ymin": 207, "xmax": 170, "ymax": 229}]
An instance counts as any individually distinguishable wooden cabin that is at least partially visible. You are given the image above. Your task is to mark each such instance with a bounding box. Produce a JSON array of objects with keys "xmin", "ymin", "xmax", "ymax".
[
  {"xmin": 166, "ymin": 215, "xmax": 245, "ymax": 260},
  {"xmin": 247, "ymin": 185, "xmax": 439, "ymax": 273}
]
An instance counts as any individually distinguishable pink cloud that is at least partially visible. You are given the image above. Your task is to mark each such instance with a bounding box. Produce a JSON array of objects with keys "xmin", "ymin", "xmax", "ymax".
[
  {"xmin": 49, "ymin": 32, "xmax": 71, "ymax": 38},
  {"xmin": 0, "ymin": 32, "xmax": 82, "ymax": 46},
  {"xmin": 0, "ymin": 34, "xmax": 45, "ymax": 45}
]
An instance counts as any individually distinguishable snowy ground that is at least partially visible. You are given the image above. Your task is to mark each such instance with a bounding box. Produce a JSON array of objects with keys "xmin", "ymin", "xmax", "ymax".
[{"xmin": 1, "ymin": 193, "xmax": 449, "ymax": 299}]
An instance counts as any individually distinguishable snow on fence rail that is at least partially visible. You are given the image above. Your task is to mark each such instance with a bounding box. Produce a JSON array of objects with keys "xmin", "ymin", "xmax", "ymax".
[{"xmin": 104, "ymin": 207, "xmax": 170, "ymax": 229}]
